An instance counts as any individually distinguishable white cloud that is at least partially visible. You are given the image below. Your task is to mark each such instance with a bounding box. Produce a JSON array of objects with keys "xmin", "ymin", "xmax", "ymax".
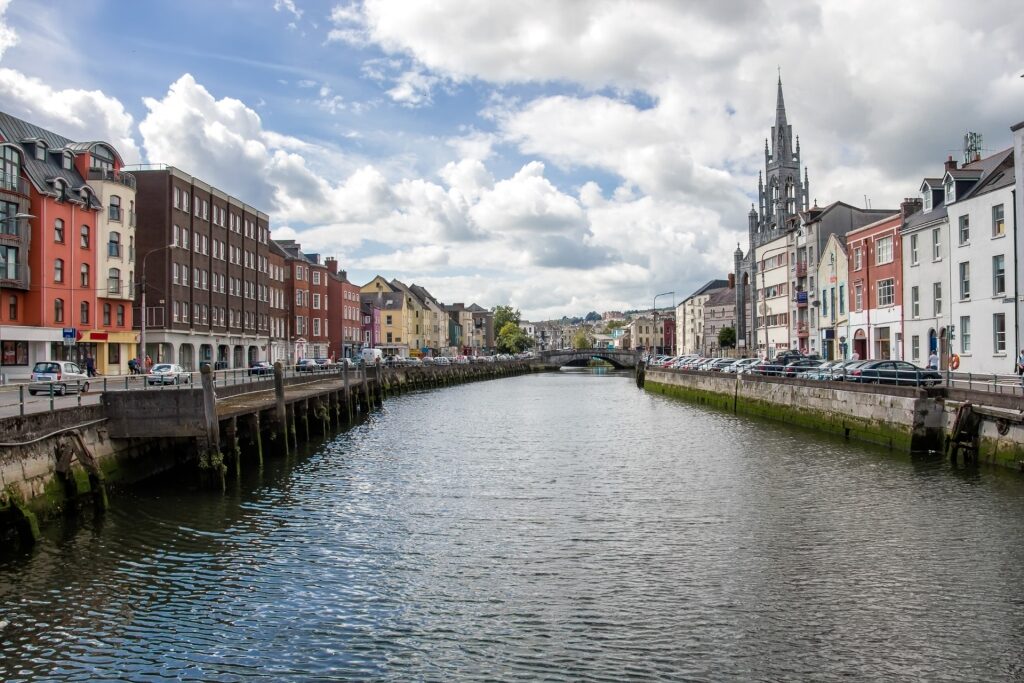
[
  {"xmin": 273, "ymin": 0, "xmax": 303, "ymax": 21},
  {"xmin": 0, "ymin": 0, "xmax": 16, "ymax": 60}
]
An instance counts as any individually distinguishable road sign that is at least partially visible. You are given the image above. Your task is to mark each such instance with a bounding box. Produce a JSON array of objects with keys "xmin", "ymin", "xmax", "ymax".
[{"xmin": 62, "ymin": 327, "xmax": 76, "ymax": 347}]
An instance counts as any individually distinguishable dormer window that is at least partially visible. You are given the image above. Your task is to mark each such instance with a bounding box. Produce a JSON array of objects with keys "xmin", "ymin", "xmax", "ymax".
[
  {"xmin": 944, "ymin": 178, "xmax": 955, "ymax": 204},
  {"xmin": 62, "ymin": 152, "xmax": 72, "ymax": 170},
  {"xmin": 34, "ymin": 142, "xmax": 45, "ymax": 160},
  {"xmin": 923, "ymin": 191, "xmax": 932, "ymax": 212}
]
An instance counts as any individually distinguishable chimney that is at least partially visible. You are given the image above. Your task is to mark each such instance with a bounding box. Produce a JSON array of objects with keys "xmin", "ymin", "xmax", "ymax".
[
  {"xmin": 324, "ymin": 257, "xmax": 338, "ymax": 275},
  {"xmin": 900, "ymin": 197, "xmax": 923, "ymax": 221},
  {"xmin": 728, "ymin": 273, "xmax": 736, "ymax": 289},
  {"xmin": 944, "ymin": 155, "xmax": 958, "ymax": 172},
  {"xmin": 340, "ymin": 269, "xmax": 347, "ymax": 281}
]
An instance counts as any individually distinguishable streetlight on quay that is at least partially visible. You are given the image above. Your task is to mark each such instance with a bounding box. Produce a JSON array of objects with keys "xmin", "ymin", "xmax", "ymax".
[
  {"xmin": 137, "ymin": 244, "xmax": 178, "ymax": 372},
  {"xmin": 653, "ymin": 291, "xmax": 675, "ymax": 356}
]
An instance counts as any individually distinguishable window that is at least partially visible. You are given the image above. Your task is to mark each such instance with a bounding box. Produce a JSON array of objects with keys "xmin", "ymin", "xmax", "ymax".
[
  {"xmin": 193, "ymin": 268, "xmax": 200, "ymax": 288},
  {"xmin": 54, "ymin": 298, "xmax": 64, "ymax": 323},
  {"xmin": 62, "ymin": 152, "xmax": 72, "ymax": 170},
  {"xmin": 877, "ymin": 278, "xmax": 895, "ymax": 307},
  {"xmin": 911, "ymin": 335, "xmax": 920, "ymax": 361},
  {"xmin": 117, "ymin": 304, "xmax": 125, "ymax": 326},
  {"xmin": 80, "ymin": 263, "xmax": 89, "ymax": 287},
  {"xmin": 8, "ymin": 294, "xmax": 16, "ymax": 320},
  {"xmin": 910, "ymin": 234, "xmax": 918, "ymax": 264},
  {"xmin": 80, "ymin": 301, "xmax": 89, "ymax": 325},
  {"xmin": 174, "ymin": 187, "xmax": 181, "ymax": 209},
  {"xmin": 960, "ymin": 316, "xmax": 971, "ymax": 353},
  {"xmin": 201, "ymin": 270, "xmax": 208, "ymax": 290},
  {"xmin": 911, "ymin": 286, "xmax": 919, "ymax": 318},
  {"xmin": 80, "ymin": 224, "xmax": 90, "ymax": 248},
  {"xmin": 313, "ymin": 271, "xmax": 321, "ymax": 285},
  {"xmin": 923, "ymin": 191, "xmax": 932, "ymax": 212},
  {"xmin": 386, "ymin": 314, "xmax": 393, "ymax": 326},
  {"xmin": 821, "ymin": 289, "xmax": 828, "ymax": 317},
  {"xmin": 992, "ymin": 204, "xmax": 1005, "ymax": 237},
  {"xmin": 933, "ymin": 282, "xmax": 942, "ymax": 316},
  {"xmin": 853, "ymin": 246, "xmax": 862, "ymax": 271},
  {"xmin": 182, "ymin": 192, "xmax": 189, "ymax": 213},
  {"xmin": 108, "ymin": 231, "xmax": 121, "ymax": 258},
  {"xmin": 958, "ymin": 215, "xmax": 969, "ymax": 245},
  {"xmin": 945, "ymin": 177, "xmax": 954, "ymax": 203},
  {"xmin": 202, "ymin": 235, "xmax": 208, "ymax": 255},
  {"xmin": 958, "ymin": 262, "xmax": 970, "ymax": 299},
  {"xmin": 172, "ymin": 262, "xmax": 179, "ymax": 285},
  {"xmin": 838, "ymin": 285, "xmax": 845, "ymax": 315},
  {"xmin": 108, "ymin": 267, "xmax": 121, "ymax": 294},
  {"xmin": 994, "ymin": 313, "xmax": 1006, "ymax": 353},
  {"xmin": 854, "ymin": 283, "xmax": 863, "ymax": 311},
  {"xmin": 34, "ymin": 143, "xmax": 44, "ymax": 161},
  {"xmin": 194, "ymin": 231, "xmax": 201, "ymax": 253},
  {"xmin": 313, "ymin": 318, "xmax": 321, "ymax": 336},
  {"xmin": 993, "ymin": 254, "xmax": 1005, "ymax": 295},
  {"xmin": 109, "ymin": 195, "xmax": 121, "ymax": 221},
  {"xmin": 54, "ymin": 218, "xmax": 64, "ymax": 243},
  {"xmin": 932, "ymin": 227, "xmax": 941, "ymax": 260},
  {"xmin": 108, "ymin": 343, "xmax": 120, "ymax": 364},
  {"xmin": 875, "ymin": 236, "xmax": 893, "ymax": 265},
  {"xmin": 182, "ymin": 265, "xmax": 189, "ymax": 286},
  {"xmin": 181, "ymin": 229, "xmax": 189, "ymax": 250},
  {"xmin": 54, "ymin": 258, "xmax": 64, "ymax": 282},
  {"xmin": 103, "ymin": 303, "xmax": 111, "ymax": 326},
  {"xmin": 312, "ymin": 293, "xmax": 321, "ymax": 309}
]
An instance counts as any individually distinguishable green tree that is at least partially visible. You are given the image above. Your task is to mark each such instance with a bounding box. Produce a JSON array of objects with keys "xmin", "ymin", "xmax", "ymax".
[
  {"xmin": 496, "ymin": 321, "xmax": 533, "ymax": 353},
  {"xmin": 492, "ymin": 305, "xmax": 520, "ymax": 334},
  {"xmin": 585, "ymin": 311, "xmax": 601, "ymax": 322},
  {"xmin": 718, "ymin": 326, "xmax": 736, "ymax": 349},
  {"xmin": 572, "ymin": 329, "xmax": 594, "ymax": 350},
  {"xmin": 605, "ymin": 319, "xmax": 626, "ymax": 331}
]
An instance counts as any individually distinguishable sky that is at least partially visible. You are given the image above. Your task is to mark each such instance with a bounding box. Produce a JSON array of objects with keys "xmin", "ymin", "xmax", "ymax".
[{"xmin": 0, "ymin": 0, "xmax": 1022, "ymax": 320}]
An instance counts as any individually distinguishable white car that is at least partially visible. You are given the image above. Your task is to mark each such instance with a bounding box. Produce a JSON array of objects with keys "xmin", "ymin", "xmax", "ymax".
[
  {"xmin": 28, "ymin": 360, "xmax": 89, "ymax": 395},
  {"xmin": 147, "ymin": 363, "xmax": 192, "ymax": 385},
  {"xmin": 434, "ymin": 356, "xmax": 451, "ymax": 365}
]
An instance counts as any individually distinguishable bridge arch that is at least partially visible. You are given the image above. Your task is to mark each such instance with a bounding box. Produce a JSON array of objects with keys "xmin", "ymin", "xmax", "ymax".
[{"xmin": 537, "ymin": 348, "xmax": 638, "ymax": 370}]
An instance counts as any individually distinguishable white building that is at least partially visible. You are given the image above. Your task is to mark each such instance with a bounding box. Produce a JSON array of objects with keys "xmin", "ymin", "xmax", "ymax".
[
  {"xmin": 1013, "ymin": 120, "xmax": 1024, "ymax": 354},
  {"xmin": 676, "ymin": 279, "xmax": 728, "ymax": 354},
  {"xmin": 945, "ymin": 148, "xmax": 1016, "ymax": 374},
  {"xmin": 755, "ymin": 232, "xmax": 791, "ymax": 356},
  {"xmin": 816, "ymin": 233, "xmax": 849, "ymax": 360}
]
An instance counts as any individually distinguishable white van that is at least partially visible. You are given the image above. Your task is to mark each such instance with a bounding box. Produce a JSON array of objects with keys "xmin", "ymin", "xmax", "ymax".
[{"xmin": 361, "ymin": 348, "xmax": 383, "ymax": 364}]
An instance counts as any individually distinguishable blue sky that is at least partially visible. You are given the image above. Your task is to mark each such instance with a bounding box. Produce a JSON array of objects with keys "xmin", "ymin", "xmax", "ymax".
[{"xmin": 1, "ymin": 0, "xmax": 1023, "ymax": 319}]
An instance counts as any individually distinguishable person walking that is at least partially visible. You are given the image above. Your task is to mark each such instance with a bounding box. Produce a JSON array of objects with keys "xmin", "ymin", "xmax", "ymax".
[
  {"xmin": 84, "ymin": 354, "xmax": 96, "ymax": 378},
  {"xmin": 1016, "ymin": 348, "xmax": 1024, "ymax": 388},
  {"xmin": 145, "ymin": 354, "xmax": 153, "ymax": 373},
  {"xmin": 927, "ymin": 349, "xmax": 939, "ymax": 370},
  {"xmin": 128, "ymin": 357, "xmax": 137, "ymax": 375}
]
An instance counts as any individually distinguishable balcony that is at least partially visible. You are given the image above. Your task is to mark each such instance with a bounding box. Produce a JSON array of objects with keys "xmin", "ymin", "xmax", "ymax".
[
  {"xmin": 796, "ymin": 322, "xmax": 810, "ymax": 337},
  {"xmin": 0, "ymin": 262, "xmax": 29, "ymax": 290},
  {"xmin": 795, "ymin": 262, "xmax": 808, "ymax": 277},
  {"xmin": 0, "ymin": 172, "xmax": 30, "ymax": 197},
  {"xmin": 107, "ymin": 278, "xmax": 122, "ymax": 295},
  {"xmin": 795, "ymin": 291, "xmax": 809, "ymax": 308},
  {"xmin": 88, "ymin": 168, "xmax": 137, "ymax": 190}
]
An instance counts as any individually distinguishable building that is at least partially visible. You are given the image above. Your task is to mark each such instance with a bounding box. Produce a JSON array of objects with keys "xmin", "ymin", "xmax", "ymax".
[
  {"xmin": 846, "ymin": 212, "xmax": 904, "ymax": 361},
  {"xmin": 360, "ymin": 294, "xmax": 381, "ymax": 351},
  {"xmin": 326, "ymin": 261, "xmax": 362, "ymax": 360},
  {"xmin": 361, "ymin": 276, "xmax": 412, "ymax": 357},
  {"xmin": 1015, "ymin": 121, "xmax": 1024, "ymax": 353},
  {"xmin": 701, "ymin": 284, "xmax": 739, "ymax": 355},
  {"xmin": 409, "ymin": 284, "xmax": 446, "ymax": 355},
  {"xmin": 628, "ymin": 315, "xmax": 668, "ymax": 353},
  {"xmin": 468, "ymin": 304, "xmax": 494, "ymax": 353},
  {"xmin": 815, "ymin": 233, "xmax": 850, "ymax": 360},
  {"xmin": 676, "ymin": 279, "xmax": 728, "ymax": 354},
  {"xmin": 944, "ymin": 148, "xmax": 1016, "ymax": 374},
  {"xmin": 267, "ymin": 240, "xmax": 290, "ymax": 362},
  {"xmin": 733, "ymin": 77, "xmax": 810, "ymax": 351},
  {"xmin": 0, "ymin": 112, "xmax": 138, "ymax": 378},
  {"xmin": 446, "ymin": 303, "xmax": 477, "ymax": 354},
  {"xmin": 132, "ymin": 165, "xmax": 271, "ymax": 370},
  {"xmin": 274, "ymin": 241, "xmax": 331, "ymax": 361}
]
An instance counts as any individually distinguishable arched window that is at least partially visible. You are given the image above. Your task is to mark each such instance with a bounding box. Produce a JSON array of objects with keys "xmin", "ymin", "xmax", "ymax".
[
  {"xmin": 80, "ymin": 224, "xmax": 90, "ymax": 248},
  {"xmin": 54, "ymin": 298, "xmax": 64, "ymax": 323},
  {"xmin": 80, "ymin": 301, "xmax": 89, "ymax": 325},
  {"xmin": 109, "ymin": 195, "xmax": 121, "ymax": 221},
  {"xmin": 80, "ymin": 263, "xmax": 89, "ymax": 287},
  {"xmin": 108, "ymin": 267, "xmax": 121, "ymax": 294},
  {"xmin": 54, "ymin": 218, "xmax": 64, "ymax": 243},
  {"xmin": 108, "ymin": 231, "xmax": 121, "ymax": 258},
  {"xmin": 54, "ymin": 258, "xmax": 64, "ymax": 282},
  {"xmin": 91, "ymin": 145, "xmax": 113, "ymax": 173}
]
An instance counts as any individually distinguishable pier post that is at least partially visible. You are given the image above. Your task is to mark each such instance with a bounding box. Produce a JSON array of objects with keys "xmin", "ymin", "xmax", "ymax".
[
  {"xmin": 247, "ymin": 412, "xmax": 264, "ymax": 468},
  {"xmin": 199, "ymin": 365, "xmax": 225, "ymax": 490},
  {"xmin": 274, "ymin": 362, "xmax": 290, "ymax": 456}
]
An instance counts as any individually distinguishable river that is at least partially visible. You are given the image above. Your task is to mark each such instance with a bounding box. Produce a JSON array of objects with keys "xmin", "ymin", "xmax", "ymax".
[{"xmin": 2, "ymin": 369, "xmax": 1024, "ymax": 680}]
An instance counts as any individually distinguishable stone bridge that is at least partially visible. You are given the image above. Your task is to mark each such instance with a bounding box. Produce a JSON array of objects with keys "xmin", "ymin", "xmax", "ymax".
[{"xmin": 537, "ymin": 348, "xmax": 639, "ymax": 369}]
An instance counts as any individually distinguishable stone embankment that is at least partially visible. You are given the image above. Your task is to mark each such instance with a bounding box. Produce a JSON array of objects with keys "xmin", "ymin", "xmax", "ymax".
[
  {"xmin": 640, "ymin": 366, "xmax": 1024, "ymax": 470},
  {"xmin": 0, "ymin": 361, "xmax": 534, "ymax": 550}
]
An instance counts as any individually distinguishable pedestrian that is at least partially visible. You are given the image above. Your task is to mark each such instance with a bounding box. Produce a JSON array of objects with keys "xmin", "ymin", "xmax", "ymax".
[
  {"xmin": 145, "ymin": 354, "xmax": 153, "ymax": 373},
  {"xmin": 128, "ymin": 357, "xmax": 137, "ymax": 375},
  {"xmin": 927, "ymin": 349, "xmax": 939, "ymax": 370},
  {"xmin": 85, "ymin": 354, "xmax": 96, "ymax": 377},
  {"xmin": 851, "ymin": 350, "xmax": 860, "ymax": 361},
  {"xmin": 1016, "ymin": 348, "xmax": 1024, "ymax": 388}
]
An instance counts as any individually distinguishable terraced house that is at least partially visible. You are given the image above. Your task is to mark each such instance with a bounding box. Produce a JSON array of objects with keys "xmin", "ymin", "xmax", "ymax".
[{"xmin": 0, "ymin": 111, "xmax": 137, "ymax": 379}]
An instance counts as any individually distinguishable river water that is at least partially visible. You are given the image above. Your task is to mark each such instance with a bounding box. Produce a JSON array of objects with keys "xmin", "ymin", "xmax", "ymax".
[{"xmin": 3, "ymin": 370, "xmax": 1024, "ymax": 680}]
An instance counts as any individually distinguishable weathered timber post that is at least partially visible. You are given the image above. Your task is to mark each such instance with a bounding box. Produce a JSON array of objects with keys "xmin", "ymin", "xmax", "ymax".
[
  {"xmin": 224, "ymin": 417, "xmax": 241, "ymax": 479},
  {"xmin": 360, "ymin": 362, "xmax": 371, "ymax": 411},
  {"xmin": 274, "ymin": 361, "xmax": 290, "ymax": 456},
  {"xmin": 247, "ymin": 412, "xmax": 264, "ymax": 468},
  {"xmin": 199, "ymin": 364, "xmax": 225, "ymax": 490},
  {"xmin": 343, "ymin": 362, "xmax": 354, "ymax": 421}
]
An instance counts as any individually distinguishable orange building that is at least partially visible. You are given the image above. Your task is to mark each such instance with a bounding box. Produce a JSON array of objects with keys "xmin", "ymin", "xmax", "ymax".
[{"xmin": 0, "ymin": 111, "xmax": 136, "ymax": 378}]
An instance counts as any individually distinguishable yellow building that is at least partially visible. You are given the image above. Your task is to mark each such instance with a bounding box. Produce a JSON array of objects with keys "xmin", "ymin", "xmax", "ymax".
[{"xmin": 360, "ymin": 276, "xmax": 426, "ymax": 357}]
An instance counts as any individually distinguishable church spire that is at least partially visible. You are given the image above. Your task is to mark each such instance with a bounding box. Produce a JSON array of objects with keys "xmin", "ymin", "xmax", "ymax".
[{"xmin": 775, "ymin": 74, "xmax": 787, "ymax": 130}]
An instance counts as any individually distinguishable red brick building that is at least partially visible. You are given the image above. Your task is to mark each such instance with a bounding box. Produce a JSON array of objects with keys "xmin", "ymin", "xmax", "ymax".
[
  {"xmin": 276, "ymin": 240, "xmax": 330, "ymax": 361},
  {"xmin": 846, "ymin": 212, "xmax": 903, "ymax": 360},
  {"xmin": 326, "ymin": 259, "xmax": 362, "ymax": 360}
]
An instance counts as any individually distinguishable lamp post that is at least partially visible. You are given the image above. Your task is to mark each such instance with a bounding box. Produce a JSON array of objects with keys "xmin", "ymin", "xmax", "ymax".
[
  {"xmin": 138, "ymin": 244, "xmax": 177, "ymax": 373},
  {"xmin": 0, "ymin": 213, "xmax": 34, "ymax": 383},
  {"xmin": 653, "ymin": 291, "xmax": 674, "ymax": 356}
]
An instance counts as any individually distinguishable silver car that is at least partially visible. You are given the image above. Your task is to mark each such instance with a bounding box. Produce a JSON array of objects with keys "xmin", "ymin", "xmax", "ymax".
[
  {"xmin": 147, "ymin": 363, "xmax": 192, "ymax": 385},
  {"xmin": 28, "ymin": 360, "xmax": 89, "ymax": 395}
]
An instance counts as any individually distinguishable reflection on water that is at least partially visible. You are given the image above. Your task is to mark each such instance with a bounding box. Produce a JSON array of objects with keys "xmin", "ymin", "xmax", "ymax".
[{"xmin": 2, "ymin": 370, "xmax": 1024, "ymax": 680}]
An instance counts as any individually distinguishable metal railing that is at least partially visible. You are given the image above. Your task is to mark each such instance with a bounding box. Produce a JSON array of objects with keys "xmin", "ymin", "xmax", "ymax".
[
  {"xmin": 87, "ymin": 168, "xmax": 137, "ymax": 190},
  {"xmin": 0, "ymin": 172, "xmax": 30, "ymax": 195}
]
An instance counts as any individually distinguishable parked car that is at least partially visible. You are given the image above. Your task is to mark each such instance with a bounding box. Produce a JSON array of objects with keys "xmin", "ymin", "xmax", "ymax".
[
  {"xmin": 802, "ymin": 361, "xmax": 840, "ymax": 381},
  {"xmin": 148, "ymin": 363, "xmax": 192, "ymax": 385},
  {"xmin": 434, "ymin": 356, "xmax": 451, "ymax": 365},
  {"xmin": 723, "ymin": 358, "xmax": 758, "ymax": 374},
  {"xmin": 249, "ymin": 360, "xmax": 274, "ymax": 376},
  {"xmin": 296, "ymin": 359, "xmax": 321, "ymax": 372},
  {"xmin": 707, "ymin": 358, "xmax": 736, "ymax": 371},
  {"xmin": 847, "ymin": 360, "xmax": 942, "ymax": 386},
  {"xmin": 782, "ymin": 358, "xmax": 825, "ymax": 377},
  {"xmin": 28, "ymin": 360, "xmax": 89, "ymax": 395},
  {"xmin": 830, "ymin": 359, "xmax": 868, "ymax": 381}
]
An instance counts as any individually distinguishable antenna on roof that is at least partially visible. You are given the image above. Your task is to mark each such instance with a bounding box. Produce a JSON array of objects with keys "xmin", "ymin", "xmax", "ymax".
[
  {"xmin": 864, "ymin": 195, "xmax": 872, "ymax": 209},
  {"xmin": 963, "ymin": 131, "xmax": 983, "ymax": 164}
]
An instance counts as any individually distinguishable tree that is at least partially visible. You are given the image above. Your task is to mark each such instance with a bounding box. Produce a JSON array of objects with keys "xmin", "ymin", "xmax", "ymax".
[
  {"xmin": 585, "ymin": 311, "xmax": 601, "ymax": 322},
  {"xmin": 497, "ymin": 321, "xmax": 533, "ymax": 353},
  {"xmin": 492, "ymin": 305, "xmax": 520, "ymax": 334},
  {"xmin": 572, "ymin": 329, "xmax": 594, "ymax": 350},
  {"xmin": 605, "ymin": 319, "xmax": 626, "ymax": 331},
  {"xmin": 718, "ymin": 326, "xmax": 736, "ymax": 349}
]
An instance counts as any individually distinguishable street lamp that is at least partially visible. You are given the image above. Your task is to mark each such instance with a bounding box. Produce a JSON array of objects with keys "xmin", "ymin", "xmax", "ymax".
[
  {"xmin": 138, "ymin": 244, "xmax": 178, "ymax": 372},
  {"xmin": 653, "ymin": 291, "xmax": 674, "ymax": 355}
]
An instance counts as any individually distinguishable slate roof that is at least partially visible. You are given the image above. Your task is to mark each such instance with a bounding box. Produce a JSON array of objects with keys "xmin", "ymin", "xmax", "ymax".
[
  {"xmin": 0, "ymin": 110, "xmax": 103, "ymax": 209},
  {"xmin": 703, "ymin": 286, "xmax": 735, "ymax": 308},
  {"xmin": 685, "ymin": 279, "xmax": 729, "ymax": 300}
]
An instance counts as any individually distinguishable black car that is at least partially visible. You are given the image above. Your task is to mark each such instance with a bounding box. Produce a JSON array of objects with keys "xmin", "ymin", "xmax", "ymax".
[
  {"xmin": 249, "ymin": 360, "xmax": 274, "ymax": 376},
  {"xmin": 295, "ymin": 359, "xmax": 320, "ymax": 372},
  {"xmin": 782, "ymin": 358, "xmax": 824, "ymax": 377},
  {"xmin": 847, "ymin": 360, "xmax": 942, "ymax": 386}
]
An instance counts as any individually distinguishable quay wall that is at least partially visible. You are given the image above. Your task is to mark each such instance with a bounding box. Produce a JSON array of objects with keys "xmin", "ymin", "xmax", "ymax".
[{"xmin": 643, "ymin": 369, "xmax": 1024, "ymax": 470}]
